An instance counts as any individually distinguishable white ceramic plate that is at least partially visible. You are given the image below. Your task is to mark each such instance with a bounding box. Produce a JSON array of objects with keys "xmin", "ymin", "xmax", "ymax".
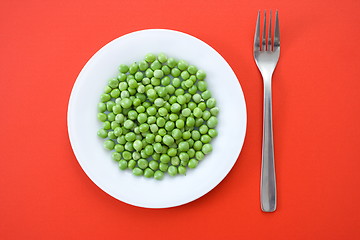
[{"xmin": 67, "ymin": 29, "xmax": 247, "ymax": 208}]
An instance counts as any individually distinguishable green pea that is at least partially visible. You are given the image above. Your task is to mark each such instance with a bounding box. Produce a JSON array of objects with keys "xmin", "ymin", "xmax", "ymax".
[
  {"xmin": 108, "ymin": 78, "xmax": 119, "ymax": 88},
  {"xmin": 178, "ymin": 141, "xmax": 190, "ymax": 152},
  {"xmin": 198, "ymin": 102, "xmax": 207, "ymax": 111},
  {"xmin": 178, "ymin": 166, "xmax": 187, "ymax": 175},
  {"xmin": 201, "ymin": 135, "xmax": 211, "ymax": 144},
  {"xmin": 115, "ymin": 144, "xmax": 125, "ymax": 153},
  {"xmin": 154, "ymin": 170, "xmax": 164, "ymax": 180},
  {"xmin": 145, "ymin": 69, "xmax": 154, "ymax": 78},
  {"xmin": 113, "ymin": 127, "xmax": 122, "ymax": 137},
  {"xmin": 119, "ymin": 64, "xmax": 129, "ymax": 73},
  {"xmin": 128, "ymin": 159, "xmax": 136, "ymax": 169},
  {"xmin": 188, "ymin": 85, "xmax": 197, "ymax": 95},
  {"xmin": 133, "ymin": 167, "xmax": 144, "ymax": 176},
  {"xmin": 137, "ymin": 159, "xmax": 148, "ymax": 169},
  {"xmin": 193, "ymin": 140, "xmax": 203, "ymax": 151},
  {"xmin": 176, "ymin": 119, "xmax": 185, "ymax": 129},
  {"xmin": 118, "ymin": 160, "xmax": 128, "ymax": 170},
  {"xmin": 188, "ymin": 148, "xmax": 195, "ymax": 158},
  {"xmin": 132, "ymin": 152, "xmax": 141, "ymax": 160},
  {"xmin": 188, "ymin": 159, "xmax": 199, "ymax": 169},
  {"xmin": 104, "ymin": 86, "xmax": 112, "ymax": 93},
  {"xmin": 195, "ymin": 151, "xmax": 204, "ymax": 160},
  {"xmin": 210, "ymin": 107, "xmax": 219, "ymax": 116},
  {"xmin": 147, "ymin": 106, "xmax": 157, "ymax": 116},
  {"xmin": 171, "ymin": 129, "xmax": 182, "ymax": 140},
  {"xmin": 117, "ymin": 135, "xmax": 126, "ymax": 144},
  {"xmin": 107, "ymin": 131, "xmax": 116, "ymax": 139},
  {"xmin": 165, "ymin": 121, "xmax": 175, "ymax": 131},
  {"xmin": 125, "ymin": 132, "xmax": 136, "ymax": 142},
  {"xmin": 104, "ymin": 140, "xmax": 115, "ymax": 150},
  {"xmin": 153, "ymin": 142, "xmax": 163, "ymax": 153},
  {"xmin": 167, "ymin": 148, "xmax": 177, "ymax": 157},
  {"xmin": 171, "ymin": 68, "xmax": 181, "ymax": 78},
  {"xmin": 151, "ymin": 60, "xmax": 162, "ymax": 70},
  {"xmin": 154, "ymin": 69, "xmax": 164, "ymax": 79},
  {"xmin": 202, "ymin": 143, "xmax": 212, "ymax": 154},
  {"xmin": 171, "ymin": 156, "xmax": 180, "ymax": 166},
  {"xmin": 181, "ymin": 71, "xmax": 190, "ymax": 80},
  {"xmin": 159, "ymin": 163, "xmax": 169, "ymax": 172},
  {"xmin": 125, "ymin": 141, "xmax": 134, "ymax": 151},
  {"xmin": 170, "ymin": 103, "xmax": 181, "ymax": 113},
  {"xmin": 112, "ymin": 152, "xmax": 121, "ymax": 161},
  {"xmin": 102, "ymin": 121, "xmax": 111, "ymax": 130},
  {"xmin": 186, "ymin": 117, "xmax": 195, "ymax": 128},
  {"xmin": 158, "ymin": 128, "xmax": 166, "ymax": 136},
  {"xmin": 168, "ymin": 165, "xmax": 178, "ymax": 176},
  {"xmin": 160, "ymin": 154, "xmax": 170, "ymax": 163},
  {"xmin": 100, "ymin": 93, "xmax": 111, "ymax": 102},
  {"xmin": 112, "ymin": 105, "xmax": 122, "ymax": 114},
  {"xmin": 162, "ymin": 66, "xmax": 171, "ymax": 75},
  {"xmin": 199, "ymin": 125, "xmax": 209, "ymax": 134},
  {"xmin": 208, "ymin": 129, "xmax": 218, "ymax": 138},
  {"xmin": 195, "ymin": 118, "xmax": 204, "ymax": 128},
  {"xmin": 139, "ymin": 60, "xmax": 148, "ymax": 71},
  {"xmin": 158, "ymin": 107, "xmax": 168, "ymax": 117},
  {"xmin": 162, "ymin": 135, "xmax": 175, "ymax": 146},
  {"xmin": 145, "ymin": 53, "xmax": 156, "ymax": 63},
  {"xmin": 166, "ymin": 85, "xmax": 175, "ymax": 95},
  {"xmin": 167, "ymin": 57, "xmax": 177, "ymax": 68},
  {"xmin": 157, "ymin": 53, "xmax": 167, "ymax": 63},
  {"xmin": 155, "ymin": 134, "xmax": 162, "ymax": 142},
  {"xmin": 149, "ymin": 160, "xmax": 159, "ymax": 171},
  {"xmin": 177, "ymin": 60, "xmax": 188, "ymax": 70},
  {"xmin": 191, "ymin": 130, "xmax": 200, "ymax": 140},
  {"xmin": 188, "ymin": 102, "xmax": 197, "ymax": 111},
  {"xmin": 179, "ymin": 152, "xmax": 189, "ymax": 162},
  {"xmin": 196, "ymin": 70, "xmax": 206, "ymax": 80},
  {"xmin": 98, "ymin": 102, "xmax": 106, "ymax": 112},
  {"xmin": 110, "ymin": 89, "xmax": 120, "ymax": 98},
  {"xmin": 97, "ymin": 129, "xmax": 107, "ymax": 138},
  {"xmin": 129, "ymin": 63, "xmax": 139, "ymax": 74},
  {"xmin": 118, "ymin": 73, "xmax": 127, "ymax": 81},
  {"xmin": 120, "ymin": 98, "xmax": 132, "ymax": 109},
  {"xmin": 182, "ymin": 131, "xmax": 191, "ymax": 140},
  {"xmin": 207, "ymin": 116, "xmax": 218, "ymax": 128},
  {"xmin": 202, "ymin": 111, "xmax": 211, "ymax": 121},
  {"xmin": 133, "ymin": 139, "xmax": 143, "ymax": 152},
  {"xmin": 139, "ymin": 123, "xmax": 150, "ymax": 133}
]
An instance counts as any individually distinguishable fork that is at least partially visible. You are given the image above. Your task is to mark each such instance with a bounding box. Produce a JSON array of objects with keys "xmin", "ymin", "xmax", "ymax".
[{"xmin": 253, "ymin": 10, "xmax": 280, "ymax": 212}]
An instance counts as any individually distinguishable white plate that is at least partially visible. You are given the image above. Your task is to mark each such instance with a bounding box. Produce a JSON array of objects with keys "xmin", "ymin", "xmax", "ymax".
[{"xmin": 67, "ymin": 29, "xmax": 247, "ymax": 208}]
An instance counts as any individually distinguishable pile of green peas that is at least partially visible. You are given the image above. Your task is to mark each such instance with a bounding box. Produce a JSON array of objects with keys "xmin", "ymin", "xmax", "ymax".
[{"xmin": 97, "ymin": 53, "xmax": 219, "ymax": 180}]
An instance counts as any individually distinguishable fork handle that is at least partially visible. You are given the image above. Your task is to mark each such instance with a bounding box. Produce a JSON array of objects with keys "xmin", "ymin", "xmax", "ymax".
[{"xmin": 261, "ymin": 77, "xmax": 277, "ymax": 212}]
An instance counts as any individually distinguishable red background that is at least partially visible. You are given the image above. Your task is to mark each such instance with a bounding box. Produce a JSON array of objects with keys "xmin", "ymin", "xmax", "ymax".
[{"xmin": 1, "ymin": 0, "xmax": 360, "ymax": 239}]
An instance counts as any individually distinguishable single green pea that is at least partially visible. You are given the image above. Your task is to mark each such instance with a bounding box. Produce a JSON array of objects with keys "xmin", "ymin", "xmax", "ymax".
[
  {"xmin": 158, "ymin": 107, "xmax": 168, "ymax": 117},
  {"xmin": 145, "ymin": 69, "xmax": 154, "ymax": 78},
  {"xmin": 154, "ymin": 98, "xmax": 165, "ymax": 107},
  {"xmin": 150, "ymin": 124, "xmax": 159, "ymax": 133},
  {"xmin": 193, "ymin": 107, "xmax": 203, "ymax": 118},
  {"xmin": 154, "ymin": 69, "xmax": 164, "ymax": 79},
  {"xmin": 177, "ymin": 60, "xmax": 189, "ymax": 71},
  {"xmin": 145, "ymin": 53, "xmax": 156, "ymax": 63},
  {"xmin": 154, "ymin": 170, "xmax": 164, "ymax": 180},
  {"xmin": 112, "ymin": 105, "xmax": 122, "ymax": 114},
  {"xmin": 136, "ymin": 105, "xmax": 145, "ymax": 113},
  {"xmin": 206, "ymin": 98, "xmax": 216, "ymax": 108},
  {"xmin": 198, "ymin": 102, "xmax": 207, "ymax": 111},
  {"xmin": 125, "ymin": 132, "xmax": 136, "ymax": 142},
  {"xmin": 100, "ymin": 93, "xmax": 111, "ymax": 102},
  {"xmin": 169, "ymin": 113, "xmax": 178, "ymax": 122},
  {"xmin": 208, "ymin": 129, "xmax": 218, "ymax": 138},
  {"xmin": 127, "ymin": 110, "xmax": 138, "ymax": 120},
  {"xmin": 188, "ymin": 102, "xmax": 197, "ymax": 110},
  {"xmin": 193, "ymin": 140, "xmax": 203, "ymax": 151},
  {"xmin": 133, "ymin": 167, "xmax": 144, "ymax": 176},
  {"xmin": 112, "ymin": 152, "xmax": 121, "ymax": 161},
  {"xmin": 132, "ymin": 151, "xmax": 141, "ymax": 160},
  {"xmin": 102, "ymin": 121, "xmax": 111, "ymax": 130},
  {"xmin": 119, "ymin": 82, "xmax": 128, "ymax": 91},
  {"xmin": 139, "ymin": 123, "xmax": 150, "ymax": 133},
  {"xmin": 106, "ymin": 101, "xmax": 115, "ymax": 112},
  {"xmin": 120, "ymin": 98, "xmax": 132, "ymax": 109},
  {"xmin": 161, "ymin": 65, "xmax": 171, "ymax": 75},
  {"xmin": 125, "ymin": 141, "xmax": 134, "ymax": 151},
  {"xmin": 160, "ymin": 76, "xmax": 171, "ymax": 86},
  {"xmin": 188, "ymin": 159, "xmax": 199, "ymax": 169},
  {"xmin": 195, "ymin": 118, "xmax": 204, "ymax": 128},
  {"xmin": 133, "ymin": 139, "xmax": 143, "ymax": 152},
  {"xmin": 168, "ymin": 165, "xmax": 178, "ymax": 176},
  {"xmin": 162, "ymin": 135, "xmax": 175, "ymax": 146},
  {"xmin": 129, "ymin": 63, "xmax": 139, "ymax": 74},
  {"xmin": 175, "ymin": 119, "xmax": 184, "ymax": 129},
  {"xmin": 188, "ymin": 85, "xmax": 197, "ymax": 95},
  {"xmin": 137, "ymin": 159, "xmax": 148, "ymax": 169},
  {"xmin": 118, "ymin": 73, "xmax": 127, "ymax": 81},
  {"xmin": 192, "ymin": 130, "xmax": 201, "ymax": 140},
  {"xmin": 146, "ymin": 88, "xmax": 157, "ymax": 99},
  {"xmin": 97, "ymin": 129, "xmax": 108, "ymax": 138},
  {"xmin": 170, "ymin": 156, "xmax": 180, "ymax": 166},
  {"xmin": 187, "ymin": 139, "xmax": 195, "ymax": 148},
  {"xmin": 178, "ymin": 141, "xmax": 190, "ymax": 152},
  {"xmin": 147, "ymin": 116, "xmax": 156, "ymax": 124},
  {"xmin": 166, "ymin": 85, "xmax": 175, "ymax": 95},
  {"xmin": 108, "ymin": 78, "xmax": 119, "ymax": 88},
  {"xmin": 192, "ymin": 94, "xmax": 202, "ymax": 103},
  {"xmin": 201, "ymin": 135, "xmax": 211, "ymax": 144},
  {"xmin": 119, "ymin": 64, "xmax": 129, "ymax": 73},
  {"xmin": 207, "ymin": 116, "xmax": 218, "ymax": 128},
  {"xmin": 210, "ymin": 107, "xmax": 219, "ymax": 116},
  {"xmin": 159, "ymin": 163, "xmax": 169, "ymax": 172},
  {"xmin": 186, "ymin": 117, "xmax": 195, "ymax": 128},
  {"xmin": 199, "ymin": 125, "xmax": 209, "ymax": 134},
  {"xmin": 110, "ymin": 89, "xmax": 120, "ymax": 98},
  {"xmin": 202, "ymin": 110, "xmax": 211, "ymax": 121},
  {"xmin": 128, "ymin": 79, "xmax": 138, "ymax": 89},
  {"xmin": 165, "ymin": 121, "xmax": 175, "ymax": 131},
  {"xmin": 103, "ymin": 140, "xmax": 115, "ymax": 150},
  {"xmin": 158, "ymin": 128, "xmax": 166, "ymax": 136},
  {"xmin": 171, "ymin": 68, "xmax": 181, "ymax": 78},
  {"xmin": 128, "ymin": 159, "xmax": 136, "ymax": 169},
  {"xmin": 113, "ymin": 127, "xmax": 122, "ymax": 137},
  {"xmin": 107, "ymin": 131, "xmax": 116, "ymax": 139},
  {"xmin": 123, "ymin": 119, "xmax": 134, "ymax": 129},
  {"xmin": 172, "ymin": 129, "xmax": 182, "ymax": 140},
  {"xmin": 195, "ymin": 151, "xmax": 205, "ymax": 160},
  {"xmin": 179, "ymin": 152, "xmax": 189, "ymax": 162},
  {"xmin": 133, "ymin": 71, "xmax": 143, "ymax": 81},
  {"xmin": 178, "ymin": 166, "xmax": 187, "ymax": 175},
  {"xmin": 196, "ymin": 70, "xmax": 206, "ymax": 80},
  {"xmin": 167, "ymin": 57, "xmax": 177, "ymax": 68},
  {"xmin": 115, "ymin": 114, "xmax": 125, "ymax": 124},
  {"xmin": 181, "ymin": 108, "xmax": 191, "ymax": 117},
  {"xmin": 156, "ymin": 87, "xmax": 167, "ymax": 98},
  {"xmin": 188, "ymin": 148, "xmax": 195, "ymax": 158},
  {"xmin": 184, "ymin": 79, "xmax": 193, "ymax": 88},
  {"xmin": 139, "ymin": 60, "xmax": 148, "ymax": 71},
  {"xmin": 115, "ymin": 144, "xmax": 125, "ymax": 153},
  {"xmin": 202, "ymin": 143, "xmax": 213, "ymax": 154},
  {"xmin": 182, "ymin": 131, "xmax": 191, "ymax": 140},
  {"xmin": 98, "ymin": 102, "xmax": 106, "ymax": 112},
  {"xmin": 201, "ymin": 90, "xmax": 212, "ymax": 100},
  {"xmin": 180, "ymin": 159, "xmax": 189, "ymax": 167},
  {"xmin": 181, "ymin": 71, "xmax": 190, "ymax": 80},
  {"xmin": 104, "ymin": 85, "xmax": 112, "ymax": 94},
  {"xmin": 150, "ymin": 60, "xmax": 162, "ymax": 70},
  {"xmin": 157, "ymin": 53, "xmax": 168, "ymax": 63},
  {"xmin": 197, "ymin": 80, "xmax": 207, "ymax": 91},
  {"xmin": 176, "ymin": 95, "xmax": 186, "ymax": 105},
  {"xmin": 117, "ymin": 135, "xmax": 126, "ymax": 144},
  {"xmin": 149, "ymin": 160, "xmax": 159, "ymax": 171},
  {"xmin": 97, "ymin": 113, "xmax": 107, "ymax": 122},
  {"xmin": 153, "ymin": 142, "xmax": 163, "ymax": 153},
  {"xmin": 170, "ymin": 103, "xmax": 181, "ymax": 113},
  {"xmin": 118, "ymin": 160, "xmax": 128, "ymax": 170},
  {"xmin": 166, "ymin": 147, "xmax": 177, "ymax": 157},
  {"xmin": 147, "ymin": 106, "xmax": 157, "ymax": 116},
  {"xmin": 137, "ymin": 113, "xmax": 147, "ymax": 124},
  {"xmin": 107, "ymin": 112, "xmax": 116, "ymax": 122},
  {"xmin": 160, "ymin": 154, "xmax": 170, "ymax": 163},
  {"xmin": 142, "ymin": 101, "xmax": 151, "ymax": 108}
]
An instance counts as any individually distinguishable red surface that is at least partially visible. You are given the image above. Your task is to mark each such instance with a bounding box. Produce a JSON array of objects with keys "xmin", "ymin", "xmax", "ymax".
[{"xmin": 1, "ymin": 0, "xmax": 360, "ymax": 239}]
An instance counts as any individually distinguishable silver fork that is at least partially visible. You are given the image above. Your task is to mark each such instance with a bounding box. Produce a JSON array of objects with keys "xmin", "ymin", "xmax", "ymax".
[{"xmin": 253, "ymin": 10, "xmax": 280, "ymax": 212}]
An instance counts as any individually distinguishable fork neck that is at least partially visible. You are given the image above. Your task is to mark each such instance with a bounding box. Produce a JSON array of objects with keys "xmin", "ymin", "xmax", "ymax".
[{"xmin": 261, "ymin": 72, "xmax": 273, "ymax": 85}]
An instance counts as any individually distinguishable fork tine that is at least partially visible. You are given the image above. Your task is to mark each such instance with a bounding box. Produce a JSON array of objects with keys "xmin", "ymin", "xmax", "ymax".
[
  {"xmin": 274, "ymin": 10, "xmax": 280, "ymax": 51},
  {"xmin": 262, "ymin": 10, "xmax": 267, "ymax": 51},
  {"xmin": 267, "ymin": 10, "xmax": 272, "ymax": 51},
  {"xmin": 254, "ymin": 11, "xmax": 260, "ymax": 52}
]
